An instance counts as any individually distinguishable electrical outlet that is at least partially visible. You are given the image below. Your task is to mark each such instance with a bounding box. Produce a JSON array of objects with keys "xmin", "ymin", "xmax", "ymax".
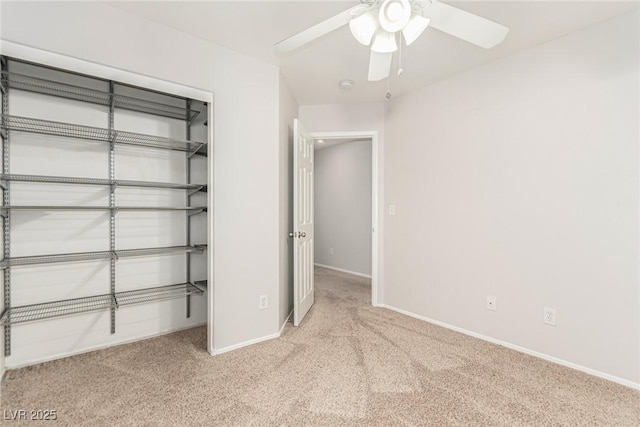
[
  {"xmin": 259, "ymin": 295, "xmax": 268, "ymax": 310},
  {"xmin": 329, "ymin": 248, "xmax": 334, "ymax": 256},
  {"xmin": 388, "ymin": 204, "xmax": 396, "ymax": 216},
  {"xmin": 486, "ymin": 296, "xmax": 497, "ymax": 311},
  {"xmin": 544, "ymin": 307, "xmax": 556, "ymax": 326}
]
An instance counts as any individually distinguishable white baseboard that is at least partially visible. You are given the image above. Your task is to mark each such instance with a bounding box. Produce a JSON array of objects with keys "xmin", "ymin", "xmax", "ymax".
[
  {"xmin": 315, "ymin": 263, "xmax": 372, "ymax": 279},
  {"xmin": 213, "ymin": 331, "xmax": 281, "ymax": 355},
  {"xmin": 6, "ymin": 322, "xmax": 207, "ymax": 370},
  {"xmin": 378, "ymin": 304, "xmax": 640, "ymax": 391},
  {"xmin": 214, "ymin": 310, "xmax": 293, "ymax": 356}
]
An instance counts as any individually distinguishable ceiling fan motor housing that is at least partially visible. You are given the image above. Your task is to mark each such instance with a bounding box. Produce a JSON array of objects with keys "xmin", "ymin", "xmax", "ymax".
[{"xmin": 379, "ymin": 0, "xmax": 412, "ymax": 33}]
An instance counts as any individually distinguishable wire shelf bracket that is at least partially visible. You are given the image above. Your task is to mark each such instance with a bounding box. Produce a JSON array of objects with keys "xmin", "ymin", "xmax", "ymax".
[{"xmin": 192, "ymin": 280, "xmax": 207, "ymax": 293}]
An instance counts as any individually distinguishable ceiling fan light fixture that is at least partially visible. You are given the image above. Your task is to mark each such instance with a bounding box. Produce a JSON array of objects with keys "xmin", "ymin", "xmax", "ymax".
[
  {"xmin": 371, "ymin": 30, "xmax": 398, "ymax": 53},
  {"xmin": 379, "ymin": 0, "xmax": 411, "ymax": 33},
  {"xmin": 349, "ymin": 10, "xmax": 379, "ymax": 46},
  {"xmin": 402, "ymin": 14, "xmax": 430, "ymax": 46}
]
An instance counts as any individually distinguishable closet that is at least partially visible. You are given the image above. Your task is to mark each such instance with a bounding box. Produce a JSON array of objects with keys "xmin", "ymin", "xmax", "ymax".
[{"xmin": 0, "ymin": 56, "xmax": 209, "ymax": 364}]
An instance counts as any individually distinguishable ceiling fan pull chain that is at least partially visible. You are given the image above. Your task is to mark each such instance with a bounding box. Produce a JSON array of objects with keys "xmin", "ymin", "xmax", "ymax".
[
  {"xmin": 398, "ymin": 33, "xmax": 404, "ymax": 76},
  {"xmin": 386, "ymin": 70, "xmax": 392, "ymax": 100}
]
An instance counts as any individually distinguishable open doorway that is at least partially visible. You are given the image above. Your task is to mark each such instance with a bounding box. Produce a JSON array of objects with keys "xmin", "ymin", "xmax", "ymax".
[
  {"xmin": 310, "ymin": 131, "xmax": 380, "ymax": 307},
  {"xmin": 290, "ymin": 124, "xmax": 380, "ymax": 326},
  {"xmin": 314, "ymin": 137, "xmax": 372, "ymax": 279}
]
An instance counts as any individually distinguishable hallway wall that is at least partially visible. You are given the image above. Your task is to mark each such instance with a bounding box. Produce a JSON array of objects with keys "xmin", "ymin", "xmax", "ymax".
[{"xmin": 315, "ymin": 140, "xmax": 372, "ymax": 277}]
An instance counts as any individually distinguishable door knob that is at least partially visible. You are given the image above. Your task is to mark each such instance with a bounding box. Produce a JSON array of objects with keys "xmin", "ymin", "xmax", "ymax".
[
  {"xmin": 289, "ymin": 232, "xmax": 294, "ymax": 238},
  {"xmin": 299, "ymin": 232, "xmax": 306, "ymax": 238}
]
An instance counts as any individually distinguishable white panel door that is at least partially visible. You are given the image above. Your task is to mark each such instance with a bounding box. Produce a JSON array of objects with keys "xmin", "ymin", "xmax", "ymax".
[{"xmin": 293, "ymin": 119, "xmax": 314, "ymax": 326}]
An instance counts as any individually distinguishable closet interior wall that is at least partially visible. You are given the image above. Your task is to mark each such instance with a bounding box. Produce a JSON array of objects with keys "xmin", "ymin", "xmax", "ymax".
[{"xmin": 0, "ymin": 57, "xmax": 209, "ymax": 367}]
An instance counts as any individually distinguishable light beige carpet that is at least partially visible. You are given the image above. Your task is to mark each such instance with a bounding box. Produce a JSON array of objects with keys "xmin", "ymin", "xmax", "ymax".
[{"xmin": 1, "ymin": 267, "xmax": 639, "ymax": 426}]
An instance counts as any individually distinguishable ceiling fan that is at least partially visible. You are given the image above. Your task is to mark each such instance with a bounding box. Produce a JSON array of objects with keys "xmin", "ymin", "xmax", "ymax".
[{"xmin": 274, "ymin": 0, "xmax": 509, "ymax": 82}]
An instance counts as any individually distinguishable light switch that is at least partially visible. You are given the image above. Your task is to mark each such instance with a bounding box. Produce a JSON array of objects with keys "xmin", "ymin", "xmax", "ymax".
[{"xmin": 388, "ymin": 204, "xmax": 396, "ymax": 216}]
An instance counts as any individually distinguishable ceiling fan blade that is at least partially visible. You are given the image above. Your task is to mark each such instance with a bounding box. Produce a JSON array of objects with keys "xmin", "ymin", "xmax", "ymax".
[
  {"xmin": 275, "ymin": 6, "xmax": 366, "ymax": 53},
  {"xmin": 423, "ymin": 0, "xmax": 509, "ymax": 49},
  {"xmin": 368, "ymin": 51, "xmax": 393, "ymax": 81}
]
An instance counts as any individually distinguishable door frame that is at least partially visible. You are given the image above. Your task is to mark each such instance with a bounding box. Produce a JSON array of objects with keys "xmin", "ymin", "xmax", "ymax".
[{"xmin": 309, "ymin": 130, "xmax": 382, "ymax": 307}]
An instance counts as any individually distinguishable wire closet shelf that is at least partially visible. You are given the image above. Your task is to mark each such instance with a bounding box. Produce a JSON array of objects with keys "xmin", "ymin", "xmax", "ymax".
[
  {"xmin": 0, "ymin": 282, "xmax": 207, "ymax": 326},
  {"xmin": 0, "ymin": 115, "xmax": 206, "ymax": 154},
  {"xmin": 1, "ymin": 71, "xmax": 201, "ymax": 121},
  {"xmin": 0, "ymin": 173, "xmax": 206, "ymax": 192},
  {"xmin": 0, "ymin": 206, "xmax": 206, "ymax": 214},
  {"xmin": 0, "ymin": 245, "xmax": 207, "ymax": 269}
]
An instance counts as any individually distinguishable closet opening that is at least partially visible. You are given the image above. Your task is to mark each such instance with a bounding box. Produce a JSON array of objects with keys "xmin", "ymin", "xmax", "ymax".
[{"xmin": 0, "ymin": 55, "xmax": 212, "ymax": 369}]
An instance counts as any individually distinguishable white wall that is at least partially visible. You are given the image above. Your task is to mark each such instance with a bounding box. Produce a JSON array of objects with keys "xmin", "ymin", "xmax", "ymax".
[
  {"xmin": 315, "ymin": 140, "xmax": 372, "ymax": 276},
  {"xmin": 384, "ymin": 11, "xmax": 639, "ymax": 385},
  {"xmin": 300, "ymin": 103, "xmax": 385, "ymax": 137},
  {"xmin": 1, "ymin": 1, "xmax": 282, "ymax": 356},
  {"xmin": 278, "ymin": 74, "xmax": 298, "ymax": 328}
]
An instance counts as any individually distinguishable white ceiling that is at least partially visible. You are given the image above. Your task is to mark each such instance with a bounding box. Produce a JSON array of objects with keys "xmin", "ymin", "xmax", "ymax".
[{"xmin": 106, "ymin": 1, "xmax": 639, "ymax": 105}]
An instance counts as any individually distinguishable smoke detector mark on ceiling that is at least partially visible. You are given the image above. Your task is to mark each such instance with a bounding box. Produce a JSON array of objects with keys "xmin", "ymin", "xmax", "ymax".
[{"xmin": 339, "ymin": 79, "xmax": 354, "ymax": 90}]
